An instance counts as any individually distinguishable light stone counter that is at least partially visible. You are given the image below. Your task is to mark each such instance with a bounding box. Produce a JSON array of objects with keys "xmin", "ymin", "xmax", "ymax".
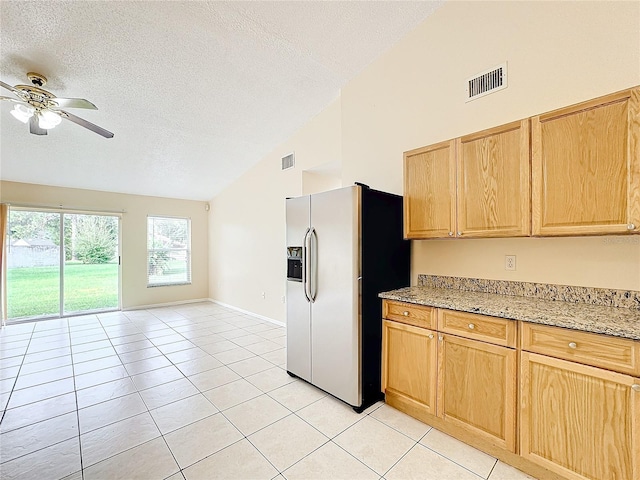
[{"xmin": 379, "ymin": 285, "xmax": 640, "ymax": 341}]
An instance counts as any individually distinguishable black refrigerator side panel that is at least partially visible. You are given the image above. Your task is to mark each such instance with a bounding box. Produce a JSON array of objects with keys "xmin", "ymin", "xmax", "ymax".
[{"xmin": 360, "ymin": 186, "xmax": 411, "ymax": 410}]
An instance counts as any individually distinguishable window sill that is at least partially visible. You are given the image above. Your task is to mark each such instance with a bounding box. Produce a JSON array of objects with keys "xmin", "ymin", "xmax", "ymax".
[{"xmin": 147, "ymin": 282, "xmax": 192, "ymax": 288}]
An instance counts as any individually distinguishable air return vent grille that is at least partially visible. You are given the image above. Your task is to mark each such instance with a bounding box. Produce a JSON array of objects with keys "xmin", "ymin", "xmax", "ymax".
[
  {"xmin": 466, "ymin": 62, "xmax": 507, "ymax": 102},
  {"xmin": 282, "ymin": 152, "xmax": 295, "ymax": 170}
]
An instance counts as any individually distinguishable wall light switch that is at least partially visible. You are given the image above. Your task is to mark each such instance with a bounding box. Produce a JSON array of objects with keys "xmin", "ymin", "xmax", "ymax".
[{"xmin": 505, "ymin": 255, "xmax": 516, "ymax": 271}]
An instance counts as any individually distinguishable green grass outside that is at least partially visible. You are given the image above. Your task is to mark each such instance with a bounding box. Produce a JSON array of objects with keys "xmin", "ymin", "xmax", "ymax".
[{"xmin": 8, "ymin": 263, "xmax": 118, "ymax": 319}]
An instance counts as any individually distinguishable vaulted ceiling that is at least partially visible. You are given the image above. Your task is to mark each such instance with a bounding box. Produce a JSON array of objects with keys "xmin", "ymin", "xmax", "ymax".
[{"xmin": 0, "ymin": 1, "xmax": 442, "ymax": 200}]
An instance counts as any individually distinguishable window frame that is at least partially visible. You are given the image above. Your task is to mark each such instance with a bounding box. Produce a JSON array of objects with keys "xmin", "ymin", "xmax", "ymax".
[{"xmin": 146, "ymin": 215, "xmax": 192, "ymax": 288}]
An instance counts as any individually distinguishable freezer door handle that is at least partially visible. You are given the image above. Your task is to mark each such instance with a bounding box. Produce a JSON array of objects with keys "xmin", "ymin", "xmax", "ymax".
[
  {"xmin": 309, "ymin": 228, "xmax": 318, "ymax": 302},
  {"xmin": 303, "ymin": 227, "xmax": 312, "ymax": 303}
]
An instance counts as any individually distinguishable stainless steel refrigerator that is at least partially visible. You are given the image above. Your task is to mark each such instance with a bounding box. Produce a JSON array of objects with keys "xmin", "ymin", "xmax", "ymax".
[{"xmin": 285, "ymin": 183, "xmax": 410, "ymax": 412}]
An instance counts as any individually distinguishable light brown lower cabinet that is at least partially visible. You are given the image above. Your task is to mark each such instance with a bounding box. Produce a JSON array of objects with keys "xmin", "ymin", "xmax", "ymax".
[
  {"xmin": 381, "ymin": 299, "xmax": 640, "ymax": 480},
  {"xmin": 437, "ymin": 333, "xmax": 517, "ymax": 452},
  {"xmin": 520, "ymin": 351, "xmax": 640, "ymax": 480},
  {"xmin": 381, "ymin": 319, "xmax": 437, "ymax": 416}
]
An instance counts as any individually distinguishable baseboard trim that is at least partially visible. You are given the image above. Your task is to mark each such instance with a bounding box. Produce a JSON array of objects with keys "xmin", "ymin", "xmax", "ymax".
[
  {"xmin": 208, "ymin": 299, "xmax": 285, "ymax": 327},
  {"xmin": 124, "ymin": 298, "xmax": 211, "ymax": 311}
]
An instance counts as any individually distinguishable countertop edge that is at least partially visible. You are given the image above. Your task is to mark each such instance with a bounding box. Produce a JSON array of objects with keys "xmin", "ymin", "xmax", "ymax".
[{"xmin": 379, "ymin": 288, "xmax": 640, "ymax": 341}]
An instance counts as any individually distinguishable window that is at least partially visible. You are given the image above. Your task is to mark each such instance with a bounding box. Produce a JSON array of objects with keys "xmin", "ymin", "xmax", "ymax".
[{"xmin": 147, "ymin": 216, "xmax": 191, "ymax": 287}]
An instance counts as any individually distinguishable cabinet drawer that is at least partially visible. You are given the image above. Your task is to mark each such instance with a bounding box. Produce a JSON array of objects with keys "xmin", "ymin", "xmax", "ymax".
[
  {"xmin": 438, "ymin": 309, "xmax": 517, "ymax": 348},
  {"xmin": 383, "ymin": 300, "xmax": 435, "ymax": 329},
  {"xmin": 521, "ymin": 322, "xmax": 640, "ymax": 376}
]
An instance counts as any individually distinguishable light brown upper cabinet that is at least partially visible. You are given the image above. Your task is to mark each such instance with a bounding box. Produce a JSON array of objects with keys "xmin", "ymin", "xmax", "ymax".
[
  {"xmin": 404, "ymin": 140, "xmax": 456, "ymax": 239},
  {"xmin": 532, "ymin": 87, "xmax": 640, "ymax": 236},
  {"xmin": 457, "ymin": 120, "xmax": 530, "ymax": 237},
  {"xmin": 404, "ymin": 120, "xmax": 530, "ymax": 239}
]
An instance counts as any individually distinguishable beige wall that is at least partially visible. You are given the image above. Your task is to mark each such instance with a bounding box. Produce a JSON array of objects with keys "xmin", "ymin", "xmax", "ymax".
[
  {"xmin": 302, "ymin": 171, "xmax": 341, "ymax": 196},
  {"xmin": 210, "ymin": 1, "xmax": 640, "ymax": 322},
  {"xmin": 339, "ymin": 1, "xmax": 640, "ymax": 292},
  {"xmin": 1, "ymin": 181, "xmax": 209, "ymax": 310},
  {"xmin": 208, "ymin": 99, "xmax": 342, "ymax": 321}
]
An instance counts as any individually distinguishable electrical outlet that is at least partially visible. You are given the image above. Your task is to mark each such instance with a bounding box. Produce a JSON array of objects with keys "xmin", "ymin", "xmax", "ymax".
[
  {"xmin": 505, "ymin": 255, "xmax": 516, "ymax": 271},
  {"xmin": 261, "ymin": 292, "xmax": 266, "ymax": 299}
]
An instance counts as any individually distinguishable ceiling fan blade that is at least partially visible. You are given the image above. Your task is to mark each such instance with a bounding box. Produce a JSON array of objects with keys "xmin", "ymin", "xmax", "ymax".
[
  {"xmin": 0, "ymin": 96, "xmax": 26, "ymax": 104},
  {"xmin": 29, "ymin": 116, "xmax": 47, "ymax": 135},
  {"xmin": 52, "ymin": 97, "xmax": 98, "ymax": 110},
  {"xmin": 0, "ymin": 80, "xmax": 24, "ymax": 96},
  {"xmin": 58, "ymin": 110, "xmax": 114, "ymax": 138}
]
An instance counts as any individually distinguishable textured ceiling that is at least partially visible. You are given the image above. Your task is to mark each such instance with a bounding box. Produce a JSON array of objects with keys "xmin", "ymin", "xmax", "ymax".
[{"xmin": 0, "ymin": 1, "xmax": 442, "ymax": 201}]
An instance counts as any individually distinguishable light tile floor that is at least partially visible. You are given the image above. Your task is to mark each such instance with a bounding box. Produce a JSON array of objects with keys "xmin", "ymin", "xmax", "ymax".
[{"xmin": 0, "ymin": 302, "xmax": 536, "ymax": 480}]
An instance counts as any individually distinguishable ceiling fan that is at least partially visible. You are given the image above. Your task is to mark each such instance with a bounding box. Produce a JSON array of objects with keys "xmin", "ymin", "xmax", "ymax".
[{"xmin": 0, "ymin": 72, "xmax": 114, "ymax": 138}]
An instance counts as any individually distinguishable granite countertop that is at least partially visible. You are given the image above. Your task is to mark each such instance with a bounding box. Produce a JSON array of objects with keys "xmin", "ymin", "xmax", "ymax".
[{"xmin": 379, "ymin": 286, "xmax": 640, "ymax": 341}]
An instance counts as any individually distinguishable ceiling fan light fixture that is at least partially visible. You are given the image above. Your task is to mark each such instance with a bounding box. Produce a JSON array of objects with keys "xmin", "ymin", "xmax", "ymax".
[
  {"xmin": 38, "ymin": 110, "xmax": 62, "ymax": 129},
  {"xmin": 10, "ymin": 104, "xmax": 35, "ymax": 123}
]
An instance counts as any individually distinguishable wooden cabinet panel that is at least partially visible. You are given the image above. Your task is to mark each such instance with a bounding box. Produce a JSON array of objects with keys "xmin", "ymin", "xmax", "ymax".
[
  {"xmin": 532, "ymin": 87, "xmax": 640, "ymax": 236},
  {"xmin": 438, "ymin": 309, "xmax": 517, "ymax": 348},
  {"xmin": 521, "ymin": 322, "xmax": 640, "ymax": 376},
  {"xmin": 457, "ymin": 120, "xmax": 531, "ymax": 237},
  {"xmin": 521, "ymin": 352, "xmax": 640, "ymax": 480},
  {"xmin": 382, "ymin": 320, "xmax": 437, "ymax": 415},
  {"xmin": 383, "ymin": 300, "xmax": 436, "ymax": 329},
  {"xmin": 437, "ymin": 334, "xmax": 517, "ymax": 452},
  {"xmin": 403, "ymin": 140, "xmax": 456, "ymax": 239}
]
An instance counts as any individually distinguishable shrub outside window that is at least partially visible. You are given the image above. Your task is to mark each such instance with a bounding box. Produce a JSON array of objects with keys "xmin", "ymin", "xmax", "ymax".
[{"xmin": 147, "ymin": 216, "xmax": 191, "ymax": 287}]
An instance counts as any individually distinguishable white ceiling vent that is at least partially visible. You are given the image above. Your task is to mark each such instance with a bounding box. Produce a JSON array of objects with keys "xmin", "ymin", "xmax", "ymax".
[
  {"xmin": 282, "ymin": 152, "xmax": 295, "ymax": 170},
  {"xmin": 466, "ymin": 62, "xmax": 507, "ymax": 102}
]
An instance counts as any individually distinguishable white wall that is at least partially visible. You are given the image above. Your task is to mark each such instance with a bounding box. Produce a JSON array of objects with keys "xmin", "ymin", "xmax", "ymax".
[
  {"xmin": 209, "ymin": 1, "xmax": 640, "ymax": 322},
  {"xmin": 1, "ymin": 181, "xmax": 209, "ymax": 309}
]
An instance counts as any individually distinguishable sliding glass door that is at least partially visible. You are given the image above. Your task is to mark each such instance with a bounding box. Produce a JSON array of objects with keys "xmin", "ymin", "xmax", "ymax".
[
  {"xmin": 6, "ymin": 211, "xmax": 61, "ymax": 319},
  {"xmin": 63, "ymin": 214, "xmax": 119, "ymax": 315},
  {"xmin": 6, "ymin": 209, "xmax": 120, "ymax": 321}
]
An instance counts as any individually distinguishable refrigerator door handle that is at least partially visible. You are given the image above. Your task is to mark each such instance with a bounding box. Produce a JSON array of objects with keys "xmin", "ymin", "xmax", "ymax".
[
  {"xmin": 309, "ymin": 227, "xmax": 318, "ymax": 302},
  {"xmin": 303, "ymin": 227, "xmax": 312, "ymax": 302}
]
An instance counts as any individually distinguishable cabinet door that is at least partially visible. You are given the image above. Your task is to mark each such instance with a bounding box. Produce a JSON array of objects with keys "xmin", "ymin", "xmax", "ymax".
[
  {"xmin": 521, "ymin": 352, "xmax": 640, "ymax": 480},
  {"xmin": 437, "ymin": 334, "xmax": 517, "ymax": 452},
  {"xmin": 382, "ymin": 320, "xmax": 437, "ymax": 416},
  {"xmin": 457, "ymin": 120, "xmax": 530, "ymax": 237},
  {"xmin": 403, "ymin": 140, "xmax": 456, "ymax": 239},
  {"xmin": 532, "ymin": 87, "xmax": 640, "ymax": 236}
]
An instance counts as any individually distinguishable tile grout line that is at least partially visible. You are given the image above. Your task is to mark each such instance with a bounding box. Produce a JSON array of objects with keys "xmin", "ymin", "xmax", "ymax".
[
  {"xmin": 1, "ymin": 321, "xmax": 87, "ymax": 473},
  {"xmin": 68, "ymin": 315, "xmax": 87, "ymax": 480},
  {"xmin": 76, "ymin": 310, "xmax": 174, "ymax": 475},
  {"xmin": 6, "ymin": 308, "xmax": 316, "ymax": 480},
  {"xmin": 419, "ymin": 441, "xmax": 494, "ymax": 479},
  {"xmin": 0, "ymin": 324, "xmax": 35, "ymax": 426},
  {"xmin": 486, "ymin": 458, "xmax": 499, "ymax": 479},
  {"xmin": 79, "ymin": 312, "xmax": 137, "ymax": 474},
  {"xmin": 156, "ymin": 318, "xmax": 291, "ymax": 476},
  {"xmin": 0, "ymin": 308, "xmax": 260, "ymax": 472},
  {"xmin": 90, "ymin": 309, "xmax": 256, "ymax": 476}
]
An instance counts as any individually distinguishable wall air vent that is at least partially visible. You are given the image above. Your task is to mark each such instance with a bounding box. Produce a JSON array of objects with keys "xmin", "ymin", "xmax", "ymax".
[
  {"xmin": 466, "ymin": 62, "xmax": 507, "ymax": 102},
  {"xmin": 282, "ymin": 152, "xmax": 295, "ymax": 170}
]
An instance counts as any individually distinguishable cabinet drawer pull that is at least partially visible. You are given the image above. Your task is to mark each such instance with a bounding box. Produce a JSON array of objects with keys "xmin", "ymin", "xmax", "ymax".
[
  {"xmin": 468, "ymin": 323, "xmax": 475, "ymax": 330},
  {"xmin": 628, "ymin": 223, "xmax": 636, "ymax": 231},
  {"xmin": 428, "ymin": 334, "xmax": 434, "ymax": 339},
  {"xmin": 632, "ymin": 384, "xmax": 640, "ymax": 392},
  {"xmin": 403, "ymin": 311, "xmax": 409, "ymax": 316},
  {"xmin": 438, "ymin": 335, "xmax": 443, "ymax": 341},
  {"xmin": 448, "ymin": 231, "xmax": 453, "ymax": 237},
  {"xmin": 568, "ymin": 342, "xmax": 577, "ymax": 349},
  {"xmin": 457, "ymin": 231, "xmax": 462, "ymax": 237}
]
